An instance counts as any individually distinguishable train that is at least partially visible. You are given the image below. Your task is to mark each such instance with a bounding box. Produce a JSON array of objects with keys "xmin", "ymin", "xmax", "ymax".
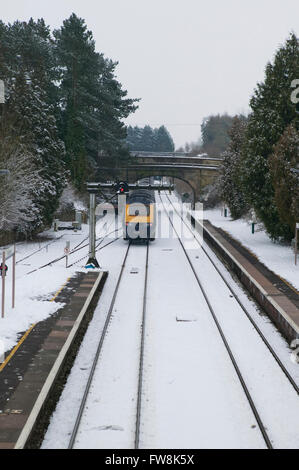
[{"xmin": 123, "ymin": 189, "xmax": 156, "ymax": 241}]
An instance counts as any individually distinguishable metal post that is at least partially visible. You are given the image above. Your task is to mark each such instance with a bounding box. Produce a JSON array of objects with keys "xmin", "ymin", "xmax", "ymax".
[
  {"xmin": 65, "ymin": 241, "xmax": 70, "ymax": 268},
  {"xmin": 295, "ymin": 223, "xmax": 298, "ymax": 266},
  {"xmin": 87, "ymin": 192, "xmax": 100, "ymax": 267},
  {"xmin": 2, "ymin": 251, "xmax": 5, "ymax": 318},
  {"xmin": 12, "ymin": 245, "xmax": 16, "ymax": 309}
]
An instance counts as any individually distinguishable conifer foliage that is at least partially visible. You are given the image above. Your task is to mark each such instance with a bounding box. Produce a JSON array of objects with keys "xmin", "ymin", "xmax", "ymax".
[
  {"xmin": 219, "ymin": 116, "xmax": 249, "ymax": 219},
  {"xmin": 54, "ymin": 14, "xmax": 138, "ymax": 189},
  {"xmin": 217, "ymin": 34, "xmax": 298, "ymax": 241},
  {"xmin": 269, "ymin": 124, "xmax": 299, "ymax": 233},
  {"xmin": 0, "ymin": 14, "xmax": 138, "ymax": 238},
  {"xmin": 240, "ymin": 33, "xmax": 299, "ymax": 240},
  {"xmin": 201, "ymin": 114, "xmax": 235, "ymax": 156},
  {"xmin": 126, "ymin": 125, "xmax": 175, "ymax": 152},
  {"xmin": 0, "ymin": 18, "xmax": 66, "ymax": 237}
]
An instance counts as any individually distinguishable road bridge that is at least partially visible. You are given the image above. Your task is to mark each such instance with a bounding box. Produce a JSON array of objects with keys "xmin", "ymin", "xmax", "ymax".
[{"xmin": 97, "ymin": 152, "xmax": 223, "ymax": 204}]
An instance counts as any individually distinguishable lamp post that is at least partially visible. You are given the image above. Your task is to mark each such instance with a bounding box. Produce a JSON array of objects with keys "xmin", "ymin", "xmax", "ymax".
[{"xmin": 86, "ymin": 186, "xmax": 100, "ymax": 268}]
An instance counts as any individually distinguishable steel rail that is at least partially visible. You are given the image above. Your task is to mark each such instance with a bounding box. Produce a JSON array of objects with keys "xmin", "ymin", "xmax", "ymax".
[
  {"xmin": 134, "ymin": 241, "xmax": 149, "ymax": 449},
  {"xmin": 26, "ymin": 227, "xmax": 121, "ymax": 275},
  {"xmin": 159, "ymin": 193, "xmax": 273, "ymax": 449},
  {"xmin": 68, "ymin": 242, "xmax": 131, "ymax": 449},
  {"xmin": 67, "ymin": 235, "xmax": 122, "ymax": 268},
  {"xmin": 16, "ymin": 235, "xmax": 65, "ymax": 265},
  {"xmin": 163, "ymin": 192, "xmax": 299, "ymax": 395}
]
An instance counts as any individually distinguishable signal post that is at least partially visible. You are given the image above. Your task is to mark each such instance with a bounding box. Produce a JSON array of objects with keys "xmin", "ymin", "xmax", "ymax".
[{"xmin": 86, "ymin": 180, "xmax": 174, "ymax": 268}]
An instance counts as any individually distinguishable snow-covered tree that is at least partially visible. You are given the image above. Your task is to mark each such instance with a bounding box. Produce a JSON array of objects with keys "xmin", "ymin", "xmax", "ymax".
[
  {"xmin": 240, "ymin": 33, "xmax": 299, "ymax": 240},
  {"xmin": 269, "ymin": 124, "xmax": 299, "ymax": 235},
  {"xmin": 0, "ymin": 19, "xmax": 66, "ymax": 234},
  {"xmin": 0, "ymin": 128, "xmax": 42, "ymax": 237},
  {"xmin": 219, "ymin": 116, "xmax": 249, "ymax": 219},
  {"xmin": 54, "ymin": 14, "xmax": 138, "ymax": 188}
]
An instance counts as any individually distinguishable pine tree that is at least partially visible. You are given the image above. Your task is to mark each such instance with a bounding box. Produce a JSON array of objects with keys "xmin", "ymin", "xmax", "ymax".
[
  {"xmin": 141, "ymin": 125, "xmax": 155, "ymax": 151},
  {"xmin": 0, "ymin": 19, "xmax": 66, "ymax": 233},
  {"xmin": 201, "ymin": 114, "xmax": 234, "ymax": 155},
  {"xmin": 240, "ymin": 33, "xmax": 299, "ymax": 240},
  {"xmin": 219, "ymin": 116, "xmax": 249, "ymax": 219},
  {"xmin": 0, "ymin": 119, "xmax": 42, "ymax": 238},
  {"xmin": 54, "ymin": 14, "xmax": 97, "ymax": 188},
  {"xmin": 0, "ymin": 14, "xmax": 138, "ymax": 237},
  {"xmin": 154, "ymin": 126, "xmax": 175, "ymax": 152},
  {"xmin": 54, "ymin": 14, "xmax": 138, "ymax": 187},
  {"xmin": 269, "ymin": 124, "xmax": 299, "ymax": 236},
  {"xmin": 125, "ymin": 124, "xmax": 175, "ymax": 152},
  {"xmin": 95, "ymin": 55, "xmax": 138, "ymax": 159}
]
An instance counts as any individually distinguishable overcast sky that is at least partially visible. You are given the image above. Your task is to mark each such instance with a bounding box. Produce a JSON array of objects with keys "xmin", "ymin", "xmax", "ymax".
[{"xmin": 2, "ymin": 0, "xmax": 298, "ymax": 148}]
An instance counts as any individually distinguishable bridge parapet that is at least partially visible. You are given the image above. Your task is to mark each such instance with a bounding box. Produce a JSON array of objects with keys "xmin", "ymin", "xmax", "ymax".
[
  {"xmin": 129, "ymin": 151, "xmax": 223, "ymax": 167},
  {"xmin": 96, "ymin": 152, "xmax": 221, "ymax": 204}
]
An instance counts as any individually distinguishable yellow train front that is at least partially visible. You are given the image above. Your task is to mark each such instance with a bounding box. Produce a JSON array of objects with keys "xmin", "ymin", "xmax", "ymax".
[{"xmin": 123, "ymin": 189, "xmax": 156, "ymax": 241}]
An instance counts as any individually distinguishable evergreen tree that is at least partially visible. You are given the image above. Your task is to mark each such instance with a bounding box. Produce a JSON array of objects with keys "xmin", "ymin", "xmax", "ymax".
[
  {"xmin": 54, "ymin": 14, "xmax": 138, "ymax": 188},
  {"xmin": 0, "ymin": 116, "xmax": 42, "ymax": 238},
  {"xmin": 142, "ymin": 125, "xmax": 155, "ymax": 151},
  {"xmin": 96, "ymin": 55, "xmax": 138, "ymax": 158},
  {"xmin": 269, "ymin": 124, "xmax": 299, "ymax": 236},
  {"xmin": 54, "ymin": 14, "xmax": 98, "ymax": 188},
  {"xmin": 240, "ymin": 33, "xmax": 299, "ymax": 239},
  {"xmin": 201, "ymin": 114, "xmax": 234, "ymax": 155},
  {"xmin": 0, "ymin": 19, "xmax": 66, "ymax": 233},
  {"xmin": 0, "ymin": 14, "xmax": 138, "ymax": 237},
  {"xmin": 154, "ymin": 126, "xmax": 175, "ymax": 152},
  {"xmin": 126, "ymin": 124, "xmax": 175, "ymax": 152},
  {"xmin": 219, "ymin": 116, "xmax": 249, "ymax": 219}
]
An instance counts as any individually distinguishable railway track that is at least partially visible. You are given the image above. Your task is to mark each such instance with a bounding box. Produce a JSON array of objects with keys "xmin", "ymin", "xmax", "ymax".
[
  {"xmin": 158, "ymin": 192, "xmax": 273, "ymax": 449},
  {"xmin": 16, "ymin": 234, "xmax": 65, "ymax": 265},
  {"xmin": 68, "ymin": 241, "xmax": 150, "ymax": 449},
  {"xmin": 25, "ymin": 219, "xmax": 120, "ymax": 275},
  {"xmin": 42, "ymin": 193, "xmax": 299, "ymax": 449},
  {"xmin": 162, "ymin": 191, "xmax": 299, "ymax": 395}
]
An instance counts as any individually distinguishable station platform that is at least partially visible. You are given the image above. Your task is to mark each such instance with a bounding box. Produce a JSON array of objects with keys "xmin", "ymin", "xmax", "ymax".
[
  {"xmin": 0, "ymin": 270, "xmax": 107, "ymax": 449},
  {"xmin": 189, "ymin": 213, "xmax": 299, "ymax": 343}
]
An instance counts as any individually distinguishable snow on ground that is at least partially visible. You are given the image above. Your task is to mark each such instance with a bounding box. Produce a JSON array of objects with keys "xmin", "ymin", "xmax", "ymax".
[
  {"xmin": 42, "ymin": 196, "xmax": 299, "ymax": 449},
  {"xmin": 0, "ymin": 217, "xmax": 115, "ymax": 355},
  {"xmin": 43, "ymin": 207, "xmax": 268, "ymax": 449},
  {"xmin": 1, "ymin": 193, "xmax": 298, "ymax": 448},
  {"xmin": 199, "ymin": 206, "xmax": 299, "ymax": 291},
  {"xmin": 42, "ymin": 237, "xmax": 129, "ymax": 449}
]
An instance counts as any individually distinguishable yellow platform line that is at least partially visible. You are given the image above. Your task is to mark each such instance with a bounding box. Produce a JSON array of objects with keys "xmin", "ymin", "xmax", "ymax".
[
  {"xmin": 0, "ymin": 277, "xmax": 71, "ymax": 373},
  {"xmin": 0, "ymin": 324, "xmax": 36, "ymax": 373}
]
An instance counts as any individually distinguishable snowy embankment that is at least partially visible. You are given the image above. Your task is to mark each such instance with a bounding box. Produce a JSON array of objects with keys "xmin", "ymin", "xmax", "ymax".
[{"xmin": 201, "ymin": 207, "xmax": 299, "ymax": 291}]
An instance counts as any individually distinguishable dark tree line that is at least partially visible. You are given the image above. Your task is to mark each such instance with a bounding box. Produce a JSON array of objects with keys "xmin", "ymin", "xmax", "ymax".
[
  {"xmin": 126, "ymin": 125, "xmax": 175, "ymax": 152},
  {"xmin": 201, "ymin": 114, "xmax": 235, "ymax": 156},
  {"xmin": 0, "ymin": 14, "xmax": 138, "ymax": 238},
  {"xmin": 181, "ymin": 114, "xmax": 235, "ymax": 156}
]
